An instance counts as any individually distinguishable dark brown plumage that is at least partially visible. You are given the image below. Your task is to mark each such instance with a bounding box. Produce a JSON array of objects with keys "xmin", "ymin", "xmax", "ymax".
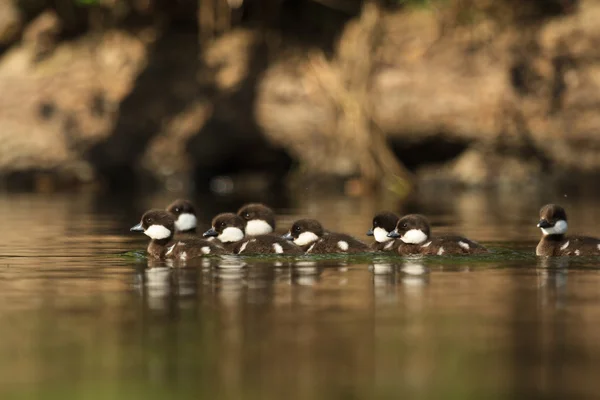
[
  {"xmin": 284, "ymin": 219, "xmax": 371, "ymax": 254},
  {"xmin": 237, "ymin": 234, "xmax": 303, "ymax": 255},
  {"xmin": 237, "ymin": 203, "xmax": 276, "ymax": 235},
  {"xmin": 131, "ymin": 209, "xmax": 224, "ymax": 260},
  {"xmin": 367, "ymin": 211, "xmax": 402, "ymax": 252},
  {"xmin": 166, "ymin": 199, "xmax": 198, "ymax": 237},
  {"xmin": 419, "ymin": 236, "xmax": 488, "ymax": 256},
  {"xmin": 203, "ymin": 213, "xmax": 302, "ymax": 255},
  {"xmin": 389, "ymin": 214, "xmax": 488, "ymax": 255},
  {"xmin": 536, "ymin": 204, "xmax": 600, "ymax": 256}
]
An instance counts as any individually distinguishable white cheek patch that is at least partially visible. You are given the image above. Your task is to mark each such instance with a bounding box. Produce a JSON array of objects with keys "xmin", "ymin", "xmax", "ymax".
[
  {"xmin": 144, "ymin": 225, "xmax": 172, "ymax": 240},
  {"xmin": 400, "ymin": 229, "xmax": 427, "ymax": 244},
  {"xmin": 245, "ymin": 220, "xmax": 273, "ymax": 236},
  {"xmin": 337, "ymin": 241, "xmax": 349, "ymax": 251},
  {"xmin": 294, "ymin": 232, "xmax": 319, "ymax": 246},
  {"xmin": 373, "ymin": 227, "xmax": 392, "ymax": 243},
  {"xmin": 272, "ymin": 243, "xmax": 283, "ymax": 254},
  {"xmin": 458, "ymin": 241, "xmax": 470, "ymax": 250},
  {"xmin": 175, "ymin": 213, "xmax": 197, "ymax": 232},
  {"xmin": 218, "ymin": 227, "xmax": 244, "ymax": 243},
  {"xmin": 541, "ymin": 220, "xmax": 568, "ymax": 235}
]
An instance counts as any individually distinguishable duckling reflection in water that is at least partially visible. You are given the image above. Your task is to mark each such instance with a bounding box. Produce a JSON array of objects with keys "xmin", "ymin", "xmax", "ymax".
[
  {"xmin": 132, "ymin": 264, "xmax": 174, "ymax": 310},
  {"xmin": 214, "ymin": 267, "xmax": 247, "ymax": 306},
  {"xmin": 536, "ymin": 257, "xmax": 569, "ymax": 309},
  {"xmin": 216, "ymin": 255, "xmax": 247, "ymax": 270},
  {"xmin": 400, "ymin": 260, "xmax": 428, "ymax": 276},
  {"xmin": 369, "ymin": 261, "xmax": 396, "ymax": 275},
  {"xmin": 291, "ymin": 260, "xmax": 321, "ymax": 286},
  {"xmin": 371, "ymin": 261, "xmax": 400, "ymax": 302}
]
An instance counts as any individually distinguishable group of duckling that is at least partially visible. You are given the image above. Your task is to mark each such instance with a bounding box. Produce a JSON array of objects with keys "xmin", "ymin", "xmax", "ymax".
[{"xmin": 130, "ymin": 200, "xmax": 600, "ymax": 262}]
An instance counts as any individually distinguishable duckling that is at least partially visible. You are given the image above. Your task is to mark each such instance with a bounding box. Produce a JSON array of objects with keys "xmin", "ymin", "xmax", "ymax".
[
  {"xmin": 130, "ymin": 210, "xmax": 225, "ymax": 260},
  {"xmin": 388, "ymin": 214, "xmax": 488, "ymax": 255},
  {"xmin": 203, "ymin": 213, "xmax": 303, "ymax": 255},
  {"xmin": 166, "ymin": 199, "xmax": 198, "ymax": 239},
  {"xmin": 237, "ymin": 203, "xmax": 276, "ymax": 236},
  {"xmin": 536, "ymin": 204, "xmax": 600, "ymax": 256},
  {"xmin": 367, "ymin": 211, "xmax": 402, "ymax": 251},
  {"xmin": 283, "ymin": 219, "xmax": 370, "ymax": 254}
]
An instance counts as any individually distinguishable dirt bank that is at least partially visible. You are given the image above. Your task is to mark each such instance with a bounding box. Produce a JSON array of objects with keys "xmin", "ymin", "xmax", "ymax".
[{"xmin": 0, "ymin": 0, "xmax": 596, "ymax": 191}]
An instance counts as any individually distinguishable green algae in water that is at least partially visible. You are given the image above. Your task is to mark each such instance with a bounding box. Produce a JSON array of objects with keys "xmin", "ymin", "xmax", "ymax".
[
  {"xmin": 113, "ymin": 245, "xmax": 600, "ymax": 271},
  {"xmin": 118, "ymin": 250, "xmax": 147, "ymax": 262}
]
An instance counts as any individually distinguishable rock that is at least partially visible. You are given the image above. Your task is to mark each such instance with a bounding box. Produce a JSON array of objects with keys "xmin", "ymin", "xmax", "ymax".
[
  {"xmin": 525, "ymin": 0, "xmax": 600, "ymax": 171},
  {"xmin": 0, "ymin": 28, "xmax": 148, "ymax": 177},
  {"xmin": 417, "ymin": 149, "xmax": 544, "ymax": 188},
  {"xmin": 22, "ymin": 10, "xmax": 61, "ymax": 60},
  {"xmin": 256, "ymin": 58, "xmax": 343, "ymax": 175},
  {"xmin": 0, "ymin": 0, "xmax": 22, "ymax": 46}
]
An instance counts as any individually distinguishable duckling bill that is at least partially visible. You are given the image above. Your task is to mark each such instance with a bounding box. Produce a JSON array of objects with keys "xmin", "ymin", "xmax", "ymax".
[
  {"xmin": 367, "ymin": 211, "xmax": 402, "ymax": 251},
  {"xmin": 131, "ymin": 209, "xmax": 225, "ymax": 261},
  {"xmin": 203, "ymin": 213, "xmax": 303, "ymax": 255}
]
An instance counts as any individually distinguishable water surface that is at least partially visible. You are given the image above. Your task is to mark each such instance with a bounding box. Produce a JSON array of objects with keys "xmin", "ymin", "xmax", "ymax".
[{"xmin": 2, "ymin": 190, "xmax": 600, "ymax": 399}]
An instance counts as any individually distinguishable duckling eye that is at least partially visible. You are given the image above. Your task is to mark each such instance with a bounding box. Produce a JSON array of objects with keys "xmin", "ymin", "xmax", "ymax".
[
  {"xmin": 294, "ymin": 226, "xmax": 300, "ymax": 232},
  {"xmin": 148, "ymin": 218, "xmax": 153, "ymax": 224},
  {"xmin": 174, "ymin": 208, "xmax": 180, "ymax": 213},
  {"xmin": 402, "ymin": 223, "xmax": 407, "ymax": 228},
  {"xmin": 244, "ymin": 213, "xmax": 250, "ymax": 219}
]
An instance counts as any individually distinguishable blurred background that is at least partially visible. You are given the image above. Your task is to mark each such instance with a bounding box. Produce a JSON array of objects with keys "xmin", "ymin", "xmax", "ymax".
[
  {"xmin": 5, "ymin": 2, "xmax": 600, "ymax": 399},
  {"xmin": 1, "ymin": 0, "xmax": 596, "ymax": 197}
]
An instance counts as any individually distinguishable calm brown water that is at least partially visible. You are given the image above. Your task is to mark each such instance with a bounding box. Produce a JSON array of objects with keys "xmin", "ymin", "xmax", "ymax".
[{"xmin": 2, "ymin": 190, "xmax": 600, "ymax": 399}]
